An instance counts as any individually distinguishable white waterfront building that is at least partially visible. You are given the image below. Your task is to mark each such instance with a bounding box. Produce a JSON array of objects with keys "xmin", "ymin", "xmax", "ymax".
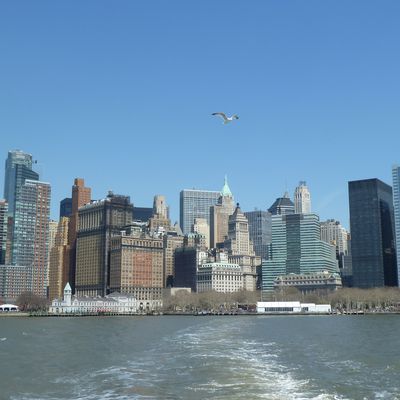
[
  {"xmin": 257, "ymin": 301, "xmax": 331, "ymax": 314},
  {"xmin": 49, "ymin": 283, "xmax": 139, "ymax": 314}
]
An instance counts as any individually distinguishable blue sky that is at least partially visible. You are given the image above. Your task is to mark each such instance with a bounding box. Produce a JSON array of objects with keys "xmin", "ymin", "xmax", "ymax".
[{"xmin": 1, "ymin": 1, "xmax": 400, "ymax": 229}]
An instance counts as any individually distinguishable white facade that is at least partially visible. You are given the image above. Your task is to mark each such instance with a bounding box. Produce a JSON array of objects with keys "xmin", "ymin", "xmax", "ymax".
[
  {"xmin": 257, "ymin": 301, "xmax": 331, "ymax": 314},
  {"xmin": 294, "ymin": 181, "xmax": 311, "ymax": 214},
  {"xmin": 49, "ymin": 283, "xmax": 140, "ymax": 314},
  {"xmin": 197, "ymin": 254, "xmax": 243, "ymax": 293},
  {"xmin": 0, "ymin": 304, "xmax": 19, "ymax": 312}
]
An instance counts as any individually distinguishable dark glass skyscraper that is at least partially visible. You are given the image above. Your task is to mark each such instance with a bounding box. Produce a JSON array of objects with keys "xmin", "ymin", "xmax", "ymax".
[
  {"xmin": 349, "ymin": 179, "xmax": 397, "ymax": 288},
  {"xmin": 268, "ymin": 192, "xmax": 295, "ymax": 216},
  {"xmin": 59, "ymin": 197, "xmax": 72, "ymax": 218}
]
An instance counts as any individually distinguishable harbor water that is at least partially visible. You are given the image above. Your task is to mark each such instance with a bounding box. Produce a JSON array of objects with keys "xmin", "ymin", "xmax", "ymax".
[{"xmin": 0, "ymin": 315, "xmax": 399, "ymax": 399}]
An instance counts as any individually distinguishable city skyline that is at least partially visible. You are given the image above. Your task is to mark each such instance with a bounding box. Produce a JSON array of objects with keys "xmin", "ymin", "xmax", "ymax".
[{"xmin": 1, "ymin": 2, "xmax": 400, "ymax": 229}]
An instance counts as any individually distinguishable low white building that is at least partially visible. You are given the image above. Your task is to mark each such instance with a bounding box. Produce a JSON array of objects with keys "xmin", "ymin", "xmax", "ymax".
[
  {"xmin": 257, "ymin": 301, "xmax": 331, "ymax": 314},
  {"xmin": 49, "ymin": 283, "xmax": 139, "ymax": 314},
  {"xmin": 197, "ymin": 252, "xmax": 243, "ymax": 293},
  {"xmin": 0, "ymin": 304, "xmax": 19, "ymax": 312}
]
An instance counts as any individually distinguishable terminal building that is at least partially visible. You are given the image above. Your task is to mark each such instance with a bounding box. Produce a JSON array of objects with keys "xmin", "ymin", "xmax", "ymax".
[{"xmin": 49, "ymin": 283, "xmax": 140, "ymax": 314}]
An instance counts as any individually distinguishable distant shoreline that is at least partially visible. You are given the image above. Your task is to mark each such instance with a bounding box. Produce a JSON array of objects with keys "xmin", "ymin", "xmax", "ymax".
[{"xmin": 1, "ymin": 311, "xmax": 400, "ymax": 318}]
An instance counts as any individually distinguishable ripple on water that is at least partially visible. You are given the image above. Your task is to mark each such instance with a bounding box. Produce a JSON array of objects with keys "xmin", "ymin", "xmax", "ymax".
[{"xmin": 9, "ymin": 318, "xmax": 399, "ymax": 400}]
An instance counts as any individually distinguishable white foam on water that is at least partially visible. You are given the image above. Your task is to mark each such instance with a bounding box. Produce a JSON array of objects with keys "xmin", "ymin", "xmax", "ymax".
[{"xmin": 10, "ymin": 319, "xmax": 398, "ymax": 400}]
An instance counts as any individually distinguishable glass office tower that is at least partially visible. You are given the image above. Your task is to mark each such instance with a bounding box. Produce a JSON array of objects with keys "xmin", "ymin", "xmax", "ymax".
[
  {"xmin": 349, "ymin": 179, "xmax": 397, "ymax": 288},
  {"xmin": 392, "ymin": 166, "xmax": 400, "ymax": 286},
  {"xmin": 3, "ymin": 150, "xmax": 39, "ymax": 216},
  {"xmin": 180, "ymin": 189, "xmax": 220, "ymax": 235}
]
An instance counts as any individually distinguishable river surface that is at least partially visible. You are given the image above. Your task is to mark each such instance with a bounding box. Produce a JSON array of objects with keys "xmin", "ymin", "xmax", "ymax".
[{"xmin": 0, "ymin": 315, "xmax": 399, "ymax": 400}]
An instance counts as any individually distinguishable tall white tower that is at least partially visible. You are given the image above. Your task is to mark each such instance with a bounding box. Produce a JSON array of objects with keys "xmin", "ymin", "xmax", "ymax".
[
  {"xmin": 294, "ymin": 181, "xmax": 311, "ymax": 214},
  {"xmin": 63, "ymin": 282, "xmax": 72, "ymax": 306}
]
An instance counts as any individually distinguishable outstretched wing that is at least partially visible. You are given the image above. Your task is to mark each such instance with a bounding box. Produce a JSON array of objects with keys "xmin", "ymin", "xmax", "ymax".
[{"xmin": 212, "ymin": 112, "xmax": 228, "ymax": 121}]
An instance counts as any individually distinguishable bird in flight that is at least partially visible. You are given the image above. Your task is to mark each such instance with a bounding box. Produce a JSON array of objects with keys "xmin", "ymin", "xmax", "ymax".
[{"xmin": 212, "ymin": 112, "xmax": 239, "ymax": 124}]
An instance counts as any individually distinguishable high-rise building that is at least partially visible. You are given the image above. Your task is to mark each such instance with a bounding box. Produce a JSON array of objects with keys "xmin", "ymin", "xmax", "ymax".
[
  {"xmin": 3, "ymin": 150, "xmax": 39, "ymax": 217},
  {"xmin": 133, "ymin": 207, "xmax": 153, "ymax": 223},
  {"xmin": 224, "ymin": 204, "xmax": 261, "ymax": 291},
  {"xmin": 268, "ymin": 192, "xmax": 295, "ymax": 216},
  {"xmin": 192, "ymin": 218, "xmax": 210, "ymax": 248},
  {"xmin": 244, "ymin": 210, "xmax": 272, "ymax": 261},
  {"xmin": 48, "ymin": 217, "xmax": 69, "ymax": 300},
  {"xmin": 0, "ymin": 200, "xmax": 8, "ymax": 264},
  {"xmin": 153, "ymin": 195, "xmax": 168, "ymax": 219},
  {"xmin": 109, "ymin": 234, "xmax": 164, "ymax": 306},
  {"xmin": 320, "ymin": 219, "xmax": 349, "ymax": 257},
  {"xmin": 349, "ymin": 179, "xmax": 397, "ymax": 288},
  {"xmin": 210, "ymin": 177, "xmax": 235, "ymax": 248},
  {"xmin": 47, "ymin": 220, "xmax": 58, "ymax": 284},
  {"xmin": 180, "ymin": 188, "xmax": 220, "ymax": 235},
  {"xmin": 66, "ymin": 178, "xmax": 91, "ymax": 293},
  {"xmin": 174, "ymin": 246, "xmax": 208, "ymax": 292},
  {"xmin": 262, "ymin": 213, "xmax": 339, "ymax": 294},
  {"xmin": 12, "ymin": 180, "xmax": 51, "ymax": 297},
  {"xmin": 163, "ymin": 234, "xmax": 184, "ymax": 287},
  {"xmin": 75, "ymin": 192, "xmax": 133, "ymax": 296},
  {"xmin": 149, "ymin": 195, "xmax": 171, "ymax": 233},
  {"xmin": 59, "ymin": 197, "xmax": 72, "ymax": 218},
  {"xmin": 0, "ymin": 264, "xmax": 33, "ymax": 302},
  {"xmin": 294, "ymin": 181, "xmax": 311, "ymax": 214},
  {"xmin": 392, "ymin": 165, "xmax": 400, "ymax": 286}
]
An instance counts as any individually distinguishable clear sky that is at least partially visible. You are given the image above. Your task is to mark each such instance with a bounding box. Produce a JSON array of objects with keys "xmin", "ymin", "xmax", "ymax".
[{"xmin": 1, "ymin": 1, "xmax": 400, "ymax": 229}]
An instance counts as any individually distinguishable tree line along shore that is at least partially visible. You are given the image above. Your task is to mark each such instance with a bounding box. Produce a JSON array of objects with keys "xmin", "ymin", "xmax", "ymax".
[{"xmin": 2, "ymin": 287, "xmax": 400, "ymax": 315}]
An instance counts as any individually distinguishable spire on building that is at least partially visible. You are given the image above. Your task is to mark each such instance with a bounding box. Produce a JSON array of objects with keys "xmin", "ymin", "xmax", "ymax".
[{"xmin": 221, "ymin": 175, "xmax": 233, "ymax": 198}]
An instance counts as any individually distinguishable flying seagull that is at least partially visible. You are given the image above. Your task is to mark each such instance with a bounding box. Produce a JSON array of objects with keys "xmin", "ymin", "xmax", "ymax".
[{"xmin": 212, "ymin": 112, "xmax": 239, "ymax": 124}]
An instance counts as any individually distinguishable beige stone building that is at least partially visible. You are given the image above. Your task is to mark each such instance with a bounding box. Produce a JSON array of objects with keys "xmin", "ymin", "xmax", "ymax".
[
  {"xmin": 148, "ymin": 195, "xmax": 171, "ymax": 233},
  {"xmin": 210, "ymin": 177, "xmax": 235, "ymax": 248},
  {"xmin": 75, "ymin": 192, "xmax": 133, "ymax": 296},
  {"xmin": 224, "ymin": 204, "xmax": 261, "ymax": 291},
  {"xmin": 109, "ymin": 234, "xmax": 164, "ymax": 305},
  {"xmin": 163, "ymin": 234, "xmax": 184, "ymax": 287},
  {"xmin": 192, "ymin": 218, "xmax": 210, "ymax": 248},
  {"xmin": 48, "ymin": 217, "xmax": 69, "ymax": 300}
]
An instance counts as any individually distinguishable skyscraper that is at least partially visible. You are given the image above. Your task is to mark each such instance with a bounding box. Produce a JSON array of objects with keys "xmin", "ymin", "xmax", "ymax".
[
  {"xmin": 3, "ymin": 150, "xmax": 39, "ymax": 217},
  {"xmin": 59, "ymin": 197, "xmax": 72, "ymax": 218},
  {"xmin": 268, "ymin": 192, "xmax": 295, "ymax": 216},
  {"xmin": 66, "ymin": 178, "xmax": 91, "ymax": 293},
  {"xmin": 320, "ymin": 219, "xmax": 349, "ymax": 257},
  {"xmin": 148, "ymin": 195, "xmax": 171, "ymax": 233},
  {"xmin": 192, "ymin": 218, "xmax": 210, "ymax": 248},
  {"xmin": 224, "ymin": 204, "xmax": 260, "ymax": 291},
  {"xmin": 180, "ymin": 188, "xmax": 220, "ymax": 235},
  {"xmin": 0, "ymin": 200, "xmax": 8, "ymax": 264},
  {"xmin": 349, "ymin": 179, "xmax": 397, "ymax": 288},
  {"xmin": 75, "ymin": 192, "xmax": 133, "ymax": 296},
  {"xmin": 262, "ymin": 213, "xmax": 339, "ymax": 293},
  {"xmin": 392, "ymin": 165, "xmax": 400, "ymax": 286},
  {"xmin": 294, "ymin": 181, "xmax": 311, "ymax": 214},
  {"xmin": 244, "ymin": 210, "xmax": 272, "ymax": 261},
  {"xmin": 48, "ymin": 217, "xmax": 69, "ymax": 300},
  {"xmin": 109, "ymin": 234, "xmax": 164, "ymax": 305},
  {"xmin": 210, "ymin": 177, "xmax": 235, "ymax": 248},
  {"xmin": 12, "ymin": 180, "xmax": 51, "ymax": 297}
]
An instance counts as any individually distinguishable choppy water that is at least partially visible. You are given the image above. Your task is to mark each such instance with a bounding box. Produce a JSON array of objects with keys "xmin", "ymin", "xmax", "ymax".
[{"xmin": 0, "ymin": 315, "xmax": 399, "ymax": 399}]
